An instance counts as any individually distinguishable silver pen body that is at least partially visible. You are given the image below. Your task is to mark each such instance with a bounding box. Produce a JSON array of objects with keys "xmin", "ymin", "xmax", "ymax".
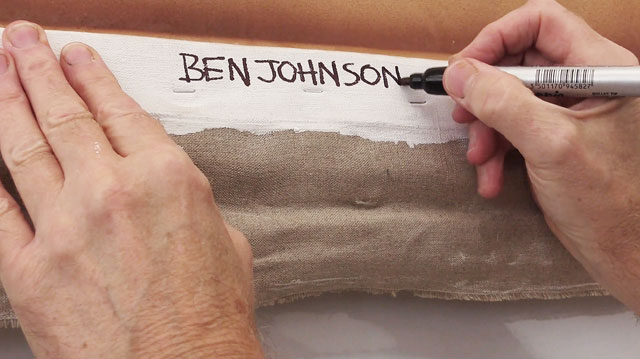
[{"xmin": 498, "ymin": 66, "xmax": 640, "ymax": 97}]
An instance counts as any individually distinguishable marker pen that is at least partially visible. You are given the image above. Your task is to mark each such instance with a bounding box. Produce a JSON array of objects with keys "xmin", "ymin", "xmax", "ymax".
[{"xmin": 400, "ymin": 66, "xmax": 640, "ymax": 97}]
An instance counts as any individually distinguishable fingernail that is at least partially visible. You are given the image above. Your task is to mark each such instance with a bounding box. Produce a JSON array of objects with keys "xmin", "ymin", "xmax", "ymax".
[
  {"xmin": 444, "ymin": 60, "xmax": 478, "ymax": 99},
  {"xmin": 0, "ymin": 53, "xmax": 8, "ymax": 74},
  {"xmin": 62, "ymin": 43, "xmax": 94, "ymax": 65},
  {"xmin": 7, "ymin": 23, "xmax": 41, "ymax": 48}
]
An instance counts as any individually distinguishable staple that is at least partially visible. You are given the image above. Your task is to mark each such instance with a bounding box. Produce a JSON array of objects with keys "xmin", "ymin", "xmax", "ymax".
[
  {"xmin": 303, "ymin": 88, "xmax": 324, "ymax": 93},
  {"xmin": 173, "ymin": 89, "xmax": 197, "ymax": 94},
  {"xmin": 409, "ymin": 100, "xmax": 427, "ymax": 105}
]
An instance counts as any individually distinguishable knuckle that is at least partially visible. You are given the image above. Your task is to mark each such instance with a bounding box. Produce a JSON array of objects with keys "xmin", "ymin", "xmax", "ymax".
[
  {"xmin": 0, "ymin": 195, "xmax": 20, "ymax": 218},
  {"xmin": 88, "ymin": 175, "xmax": 140, "ymax": 216},
  {"xmin": 0, "ymin": 86, "xmax": 28, "ymax": 107},
  {"xmin": 95, "ymin": 96, "xmax": 143, "ymax": 121},
  {"xmin": 74, "ymin": 73, "xmax": 115, "ymax": 97},
  {"xmin": 94, "ymin": 173, "xmax": 132, "ymax": 203},
  {"xmin": 6, "ymin": 137, "xmax": 53, "ymax": 170},
  {"xmin": 48, "ymin": 232, "xmax": 88, "ymax": 263},
  {"xmin": 151, "ymin": 149, "xmax": 211, "ymax": 191},
  {"xmin": 473, "ymin": 75, "xmax": 513, "ymax": 121},
  {"xmin": 151, "ymin": 149, "xmax": 194, "ymax": 174},
  {"xmin": 545, "ymin": 122, "xmax": 580, "ymax": 163},
  {"xmin": 192, "ymin": 171, "xmax": 214, "ymax": 194},
  {"xmin": 102, "ymin": 111, "xmax": 153, "ymax": 137},
  {"xmin": 483, "ymin": 22, "xmax": 502, "ymax": 38},
  {"xmin": 21, "ymin": 57, "xmax": 59, "ymax": 81},
  {"xmin": 40, "ymin": 106, "xmax": 95, "ymax": 132},
  {"xmin": 95, "ymin": 99, "xmax": 156, "ymax": 136}
]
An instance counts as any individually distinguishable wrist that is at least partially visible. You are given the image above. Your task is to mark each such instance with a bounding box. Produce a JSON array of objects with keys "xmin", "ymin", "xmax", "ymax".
[
  {"xmin": 130, "ymin": 307, "xmax": 263, "ymax": 359},
  {"xmin": 135, "ymin": 332, "xmax": 263, "ymax": 359}
]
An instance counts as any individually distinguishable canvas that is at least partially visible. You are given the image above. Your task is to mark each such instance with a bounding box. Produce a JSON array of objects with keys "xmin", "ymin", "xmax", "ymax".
[{"xmin": 0, "ymin": 30, "xmax": 605, "ymax": 328}]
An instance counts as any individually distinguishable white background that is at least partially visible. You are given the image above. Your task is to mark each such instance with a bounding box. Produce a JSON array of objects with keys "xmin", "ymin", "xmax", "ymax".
[{"xmin": 1, "ymin": 293, "xmax": 638, "ymax": 358}]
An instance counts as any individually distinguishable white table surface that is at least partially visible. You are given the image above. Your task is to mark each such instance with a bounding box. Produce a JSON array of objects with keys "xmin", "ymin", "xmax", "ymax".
[{"xmin": 1, "ymin": 293, "xmax": 638, "ymax": 358}]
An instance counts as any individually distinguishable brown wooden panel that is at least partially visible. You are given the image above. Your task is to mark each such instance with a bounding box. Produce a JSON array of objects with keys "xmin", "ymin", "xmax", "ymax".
[{"xmin": 1, "ymin": 1, "xmax": 639, "ymax": 57}]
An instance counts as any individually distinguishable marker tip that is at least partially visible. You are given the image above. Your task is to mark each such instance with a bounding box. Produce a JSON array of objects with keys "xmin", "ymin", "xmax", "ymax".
[{"xmin": 399, "ymin": 77, "xmax": 412, "ymax": 86}]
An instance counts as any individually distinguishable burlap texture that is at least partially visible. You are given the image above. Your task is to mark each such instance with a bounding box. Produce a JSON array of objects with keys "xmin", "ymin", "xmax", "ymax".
[{"xmin": 0, "ymin": 129, "xmax": 605, "ymax": 327}]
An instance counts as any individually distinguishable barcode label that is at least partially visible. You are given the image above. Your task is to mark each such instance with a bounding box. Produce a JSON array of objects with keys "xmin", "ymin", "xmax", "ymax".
[{"xmin": 534, "ymin": 68, "xmax": 595, "ymax": 86}]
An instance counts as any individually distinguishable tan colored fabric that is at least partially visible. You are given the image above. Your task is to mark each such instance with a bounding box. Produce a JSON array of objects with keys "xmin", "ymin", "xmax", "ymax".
[{"xmin": 1, "ymin": 129, "xmax": 605, "ymax": 326}]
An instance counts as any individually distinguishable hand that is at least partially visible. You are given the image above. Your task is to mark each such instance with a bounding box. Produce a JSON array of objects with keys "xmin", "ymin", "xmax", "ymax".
[
  {"xmin": 443, "ymin": 0, "xmax": 640, "ymax": 312},
  {"xmin": 0, "ymin": 21, "xmax": 262, "ymax": 358}
]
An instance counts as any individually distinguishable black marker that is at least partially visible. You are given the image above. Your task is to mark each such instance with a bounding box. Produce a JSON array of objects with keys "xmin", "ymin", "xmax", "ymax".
[{"xmin": 400, "ymin": 66, "xmax": 640, "ymax": 97}]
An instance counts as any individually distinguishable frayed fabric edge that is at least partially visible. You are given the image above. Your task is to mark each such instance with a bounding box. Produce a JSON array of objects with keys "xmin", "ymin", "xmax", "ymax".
[
  {"xmin": 0, "ymin": 318, "xmax": 19, "ymax": 329},
  {"xmin": 1, "ymin": 287, "xmax": 610, "ymax": 328},
  {"xmin": 258, "ymin": 286, "xmax": 609, "ymax": 307}
]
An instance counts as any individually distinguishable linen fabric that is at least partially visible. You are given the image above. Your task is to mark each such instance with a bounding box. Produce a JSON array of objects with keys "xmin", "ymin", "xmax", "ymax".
[{"xmin": 0, "ymin": 30, "xmax": 605, "ymax": 327}]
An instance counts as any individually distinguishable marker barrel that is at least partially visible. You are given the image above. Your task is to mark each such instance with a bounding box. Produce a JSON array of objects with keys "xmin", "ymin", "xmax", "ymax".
[{"xmin": 499, "ymin": 66, "xmax": 640, "ymax": 97}]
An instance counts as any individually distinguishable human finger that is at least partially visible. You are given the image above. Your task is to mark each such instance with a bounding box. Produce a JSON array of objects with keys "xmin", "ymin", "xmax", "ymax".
[
  {"xmin": 0, "ymin": 185, "xmax": 33, "ymax": 272},
  {"xmin": 452, "ymin": 0, "xmax": 637, "ymax": 66},
  {"xmin": 475, "ymin": 145, "xmax": 508, "ymax": 199},
  {"xmin": 452, "ymin": 105, "xmax": 477, "ymax": 124},
  {"xmin": 60, "ymin": 43, "xmax": 173, "ymax": 156},
  {"xmin": 467, "ymin": 120, "xmax": 498, "ymax": 165},
  {"xmin": 443, "ymin": 58, "xmax": 571, "ymax": 162},
  {"xmin": 2, "ymin": 21, "xmax": 116, "ymax": 173},
  {"xmin": 0, "ymin": 47, "xmax": 63, "ymax": 220}
]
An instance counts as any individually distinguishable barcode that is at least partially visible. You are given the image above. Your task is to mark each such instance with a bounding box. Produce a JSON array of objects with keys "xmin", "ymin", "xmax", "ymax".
[{"xmin": 534, "ymin": 68, "xmax": 595, "ymax": 86}]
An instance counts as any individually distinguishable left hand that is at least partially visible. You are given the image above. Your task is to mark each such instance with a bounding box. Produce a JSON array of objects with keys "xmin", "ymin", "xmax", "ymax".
[{"xmin": 0, "ymin": 21, "xmax": 262, "ymax": 358}]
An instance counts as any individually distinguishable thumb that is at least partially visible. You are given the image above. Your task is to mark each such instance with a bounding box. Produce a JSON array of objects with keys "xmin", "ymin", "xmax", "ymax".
[{"xmin": 443, "ymin": 58, "xmax": 571, "ymax": 159}]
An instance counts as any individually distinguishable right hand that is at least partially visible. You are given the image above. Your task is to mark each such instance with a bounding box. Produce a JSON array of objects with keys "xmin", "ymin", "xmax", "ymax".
[{"xmin": 442, "ymin": 0, "xmax": 640, "ymax": 312}]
